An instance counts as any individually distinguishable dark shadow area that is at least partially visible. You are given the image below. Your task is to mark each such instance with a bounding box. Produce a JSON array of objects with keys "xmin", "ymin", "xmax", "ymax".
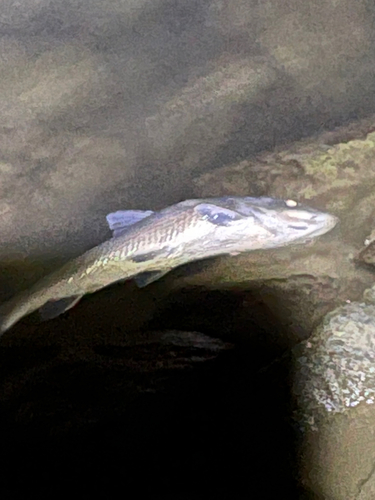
[{"xmin": 0, "ymin": 286, "xmax": 307, "ymax": 498}]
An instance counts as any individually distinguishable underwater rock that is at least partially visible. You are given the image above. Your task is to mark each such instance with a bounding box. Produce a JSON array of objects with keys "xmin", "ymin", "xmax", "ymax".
[{"xmin": 293, "ymin": 302, "xmax": 375, "ymax": 431}]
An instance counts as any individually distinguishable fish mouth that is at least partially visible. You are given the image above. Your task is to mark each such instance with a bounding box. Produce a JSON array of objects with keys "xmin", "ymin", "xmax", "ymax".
[
  {"xmin": 309, "ymin": 213, "xmax": 339, "ymax": 236},
  {"xmin": 290, "ymin": 213, "xmax": 339, "ymax": 242},
  {"xmin": 248, "ymin": 203, "xmax": 339, "ymax": 237}
]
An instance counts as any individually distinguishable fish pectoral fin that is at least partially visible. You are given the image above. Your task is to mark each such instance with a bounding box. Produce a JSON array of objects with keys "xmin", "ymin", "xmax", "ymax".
[
  {"xmin": 134, "ymin": 270, "xmax": 172, "ymax": 288},
  {"xmin": 38, "ymin": 295, "xmax": 84, "ymax": 321},
  {"xmin": 106, "ymin": 210, "xmax": 154, "ymax": 237},
  {"xmin": 194, "ymin": 203, "xmax": 243, "ymax": 226}
]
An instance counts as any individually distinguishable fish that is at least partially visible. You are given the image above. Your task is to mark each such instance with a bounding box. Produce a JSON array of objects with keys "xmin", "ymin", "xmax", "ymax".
[{"xmin": 0, "ymin": 196, "xmax": 338, "ymax": 334}]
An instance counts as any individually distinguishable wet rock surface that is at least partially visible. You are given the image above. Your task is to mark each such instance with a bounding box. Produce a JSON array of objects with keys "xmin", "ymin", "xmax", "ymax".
[
  {"xmin": 293, "ymin": 302, "xmax": 375, "ymax": 430},
  {"xmin": 289, "ymin": 299, "xmax": 375, "ymax": 498}
]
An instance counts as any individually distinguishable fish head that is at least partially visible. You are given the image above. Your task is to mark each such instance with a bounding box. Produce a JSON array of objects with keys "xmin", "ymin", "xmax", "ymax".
[{"xmin": 203, "ymin": 196, "xmax": 338, "ymax": 250}]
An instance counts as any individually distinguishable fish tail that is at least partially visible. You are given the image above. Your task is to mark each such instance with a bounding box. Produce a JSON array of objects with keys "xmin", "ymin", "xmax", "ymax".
[
  {"xmin": 0, "ymin": 286, "xmax": 53, "ymax": 335},
  {"xmin": 0, "ymin": 296, "xmax": 27, "ymax": 335},
  {"xmin": 0, "ymin": 286, "xmax": 85, "ymax": 335}
]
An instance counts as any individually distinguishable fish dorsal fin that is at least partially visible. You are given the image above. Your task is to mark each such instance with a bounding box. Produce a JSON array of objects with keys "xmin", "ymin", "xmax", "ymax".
[
  {"xmin": 194, "ymin": 203, "xmax": 243, "ymax": 226},
  {"xmin": 106, "ymin": 210, "xmax": 154, "ymax": 237}
]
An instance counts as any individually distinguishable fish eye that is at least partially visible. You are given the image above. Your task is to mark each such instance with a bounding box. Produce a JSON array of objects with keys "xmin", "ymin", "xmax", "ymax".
[{"xmin": 285, "ymin": 199, "xmax": 298, "ymax": 207}]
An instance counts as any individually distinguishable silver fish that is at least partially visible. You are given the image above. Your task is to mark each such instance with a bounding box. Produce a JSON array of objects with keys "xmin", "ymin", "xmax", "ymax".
[{"xmin": 0, "ymin": 196, "xmax": 338, "ymax": 334}]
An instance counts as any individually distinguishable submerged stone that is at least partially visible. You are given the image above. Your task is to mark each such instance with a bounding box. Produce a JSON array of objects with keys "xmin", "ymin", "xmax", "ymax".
[{"xmin": 293, "ymin": 302, "xmax": 375, "ymax": 431}]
